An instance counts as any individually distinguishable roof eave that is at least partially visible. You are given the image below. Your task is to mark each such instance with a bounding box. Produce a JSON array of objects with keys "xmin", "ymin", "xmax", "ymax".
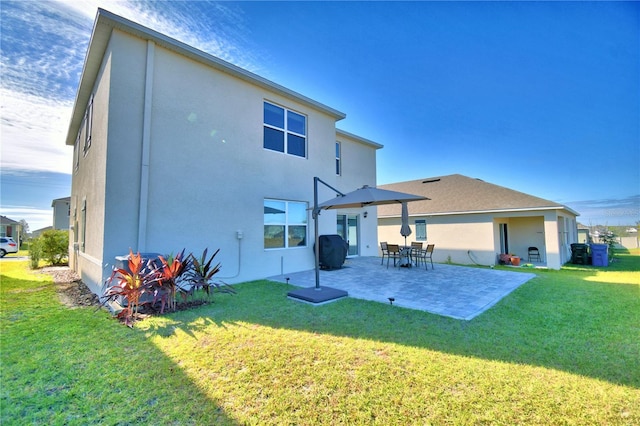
[
  {"xmin": 336, "ymin": 128, "xmax": 383, "ymax": 150},
  {"xmin": 379, "ymin": 205, "xmax": 580, "ymax": 219},
  {"xmin": 65, "ymin": 8, "xmax": 347, "ymax": 146}
]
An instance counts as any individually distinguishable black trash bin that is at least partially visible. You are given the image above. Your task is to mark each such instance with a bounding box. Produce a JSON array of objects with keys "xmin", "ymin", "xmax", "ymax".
[
  {"xmin": 316, "ymin": 235, "xmax": 348, "ymax": 270},
  {"xmin": 570, "ymin": 243, "xmax": 589, "ymax": 265}
]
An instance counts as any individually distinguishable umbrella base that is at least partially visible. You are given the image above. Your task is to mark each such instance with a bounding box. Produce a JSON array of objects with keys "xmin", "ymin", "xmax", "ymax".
[{"xmin": 287, "ymin": 286, "xmax": 348, "ymax": 305}]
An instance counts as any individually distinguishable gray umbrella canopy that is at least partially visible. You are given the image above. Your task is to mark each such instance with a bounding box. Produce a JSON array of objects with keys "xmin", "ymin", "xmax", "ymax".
[
  {"xmin": 316, "ymin": 185, "xmax": 428, "ymax": 210},
  {"xmin": 288, "ymin": 178, "xmax": 430, "ymax": 303}
]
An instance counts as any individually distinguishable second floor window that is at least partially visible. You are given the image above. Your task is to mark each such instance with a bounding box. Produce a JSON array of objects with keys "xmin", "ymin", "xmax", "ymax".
[
  {"xmin": 83, "ymin": 95, "xmax": 93, "ymax": 154},
  {"xmin": 264, "ymin": 101, "xmax": 306, "ymax": 158},
  {"xmin": 335, "ymin": 142, "xmax": 341, "ymax": 175}
]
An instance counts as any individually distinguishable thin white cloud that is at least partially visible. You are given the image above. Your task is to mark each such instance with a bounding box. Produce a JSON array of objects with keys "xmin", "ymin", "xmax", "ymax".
[
  {"xmin": 566, "ymin": 195, "xmax": 640, "ymax": 225},
  {"xmin": 1, "ymin": 88, "xmax": 73, "ymax": 174},
  {"xmin": 1, "ymin": 0, "xmax": 261, "ymax": 176},
  {"xmin": 0, "ymin": 205, "xmax": 53, "ymax": 232}
]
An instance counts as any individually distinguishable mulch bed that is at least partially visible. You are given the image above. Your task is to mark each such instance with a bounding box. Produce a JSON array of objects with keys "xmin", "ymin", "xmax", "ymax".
[{"xmin": 39, "ymin": 266, "xmax": 210, "ymax": 314}]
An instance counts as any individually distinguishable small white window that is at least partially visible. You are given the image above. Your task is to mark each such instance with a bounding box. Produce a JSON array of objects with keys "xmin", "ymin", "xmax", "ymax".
[
  {"xmin": 83, "ymin": 95, "xmax": 93, "ymax": 154},
  {"xmin": 415, "ymin": 220, "xmax": 427, "ymax": 241}
]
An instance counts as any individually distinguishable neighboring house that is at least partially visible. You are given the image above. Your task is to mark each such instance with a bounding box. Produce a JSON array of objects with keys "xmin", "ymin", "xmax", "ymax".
[
  {"xmin": 64, "ymin": 9, "xmax": 382, "ymax": 294},
  {"xmin": 577, "ymin": 224, "xmax": 591, "ymax": 244},
  {"xmin": 377, "ymin": 174, "xmax": 580, "ymax": 270},
  {"xmin": 52, "ymin": 197, "xmax": 71, "ymax": 230},
  {"xmin": 0, "ymin": 215, "xmax": 22, "ymax": 247}
]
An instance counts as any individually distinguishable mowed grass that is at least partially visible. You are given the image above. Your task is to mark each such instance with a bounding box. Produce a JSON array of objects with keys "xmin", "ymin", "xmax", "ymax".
[{"xmin": 1, "ymin": 250, "xmax": 639, "ymax": 425}]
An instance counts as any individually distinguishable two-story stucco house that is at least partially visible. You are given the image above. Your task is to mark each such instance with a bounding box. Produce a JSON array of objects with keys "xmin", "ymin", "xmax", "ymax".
[
  {"xmin": 52, "ymin": 197, "xmax": 71, "ymax": 230},
  {"xmin": 65, "ymin": 9, "xmax": 382, "ymax": 294}
]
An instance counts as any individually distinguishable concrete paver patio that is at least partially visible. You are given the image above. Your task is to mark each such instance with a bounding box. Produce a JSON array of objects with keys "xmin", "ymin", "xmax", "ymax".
[{"xmin": 268, "ymin": 257, "xmax": 536, "ymax": 320}]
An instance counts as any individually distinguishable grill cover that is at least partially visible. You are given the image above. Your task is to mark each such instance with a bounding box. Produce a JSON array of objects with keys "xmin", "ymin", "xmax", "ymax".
[{"xmin": 317, "ymin": 235, "xmax": 348, "ymax": 270}]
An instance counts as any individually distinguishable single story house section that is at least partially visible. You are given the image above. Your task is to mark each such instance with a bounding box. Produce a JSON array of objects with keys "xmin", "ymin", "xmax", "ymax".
[
  {"xmin": 377, "ymin": 174, "xmax": 580, "ymax": 270},
  {"xmin": 65, "ymin": 9, "xmax": 382, "ymax": 295}
]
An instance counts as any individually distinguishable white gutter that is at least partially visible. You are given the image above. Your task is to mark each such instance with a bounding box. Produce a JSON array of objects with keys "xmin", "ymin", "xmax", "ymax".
[{"xmin": 378, "ymin": 205, "xmax": 580, "ymax": 219}]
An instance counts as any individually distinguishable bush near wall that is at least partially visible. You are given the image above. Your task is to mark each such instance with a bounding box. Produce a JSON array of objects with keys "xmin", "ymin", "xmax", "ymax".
[{"xmin": 29, "ymin": 230, "xmax": 69, "ymax": 267}]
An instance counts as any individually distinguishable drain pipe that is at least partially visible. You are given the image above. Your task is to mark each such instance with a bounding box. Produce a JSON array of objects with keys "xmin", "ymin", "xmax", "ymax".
[{"xmin": 137, "ymin": 40, "xmax": 155, "ymax": 251}]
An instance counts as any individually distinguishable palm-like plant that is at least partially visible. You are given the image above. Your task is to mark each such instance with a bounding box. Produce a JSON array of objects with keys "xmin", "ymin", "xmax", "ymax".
[
  {"xmin": 154, "ymin": 249, "xmax": 190, "ymax": 313},
  {"xmin": 102, "ymin": 249, "xmax": 161, "ymax": 327},
  {"xmin": 102, "ymin": 247, "xmax": 234, "ymax": 326},
  {"xmin": 187, "ymin": 248, "xmax": 236, "ymax": 296}
]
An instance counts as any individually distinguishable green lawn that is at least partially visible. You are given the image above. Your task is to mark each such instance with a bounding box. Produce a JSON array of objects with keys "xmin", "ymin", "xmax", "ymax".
[{"xmin": 1, "ymin": 250, "xmax": 639, "ymax": 425}]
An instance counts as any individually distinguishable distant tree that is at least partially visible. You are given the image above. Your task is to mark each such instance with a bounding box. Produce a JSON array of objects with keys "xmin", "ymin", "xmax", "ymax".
[
  {"xmin": 29, "ymin": 238, "xmax": 42, "ymax": 269},
  {"xmin": 40, "ymin": 230, "xmax": 69, "ymax": 265},
  {"xmin": 18, "ymin": 219, "xmax": 29, "ymax": 247}
]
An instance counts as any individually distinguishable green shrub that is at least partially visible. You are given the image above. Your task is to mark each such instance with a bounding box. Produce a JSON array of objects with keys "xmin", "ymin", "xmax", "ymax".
[
  {"xmin": 40, "ymin": 230, "xmax": 69, "ymax": 265},
  {"xmin": 28, "ymin": 238, "xmax": 42, "ymax": 269}
]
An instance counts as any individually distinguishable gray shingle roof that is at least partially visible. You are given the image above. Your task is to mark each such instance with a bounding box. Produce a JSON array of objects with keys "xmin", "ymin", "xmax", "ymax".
[
  {"xmin": 377, "ymin": 174, "xmax": 578, "ymax": 217},
  {"xmin": 0, "ymin": 215, "xmax": 20, "ymax": 225}
]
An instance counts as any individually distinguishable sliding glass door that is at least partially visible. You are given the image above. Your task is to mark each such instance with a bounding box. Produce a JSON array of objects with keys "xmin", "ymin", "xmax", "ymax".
[{"xmin": 337, "ymin": 214, "xmax": 359, "ymax": 256}]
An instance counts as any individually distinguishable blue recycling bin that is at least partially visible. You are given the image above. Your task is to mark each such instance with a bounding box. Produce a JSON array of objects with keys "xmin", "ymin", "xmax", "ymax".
[{"xmin": 590, "ymin": 243, "xmax": 608, "ymax": 267}]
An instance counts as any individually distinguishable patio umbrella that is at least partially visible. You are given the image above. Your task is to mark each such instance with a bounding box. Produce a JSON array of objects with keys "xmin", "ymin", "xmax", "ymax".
[
  {"xmin": 400, "ymin": 201, "xmax": 412, "ymax": 246},
  {"xmin": 287, "ymin": 178, "xmax": 429, "ymax": 305},
  {"xmin": 316, "ymin": 185, "xmax": 428, "ymax": 210}
]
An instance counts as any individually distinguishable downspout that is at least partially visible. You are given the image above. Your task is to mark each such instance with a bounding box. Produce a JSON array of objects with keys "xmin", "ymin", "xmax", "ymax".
[{"xmin": 137, "ymin": 40, "xmax": 155, "ymax": 251}]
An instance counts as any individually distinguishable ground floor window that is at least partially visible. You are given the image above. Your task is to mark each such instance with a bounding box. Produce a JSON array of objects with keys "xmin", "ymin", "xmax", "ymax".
[
  {"xmin": 81, "ymin": 199, "xmax": 87, "ymax": 252},
  {"xmin": 264, "ymin": 199, "xmax": 308, "ymax": 249},
  {"xmin": 415, "ymin": 219, "xmax": 427, "ymax": 241}
]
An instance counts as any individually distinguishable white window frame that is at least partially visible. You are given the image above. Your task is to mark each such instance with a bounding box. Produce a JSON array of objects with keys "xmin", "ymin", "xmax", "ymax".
[
  {"xmin": 263, "ymin": 101, "xmax": 307, "ymax": 158},
  {"xmin": 83, "ymin": 94, "xmax": 93, "ymax": 155},
  {"xmin": 81, "ymin": 198, "xmax": 87, "ymax": 252},
  {"xmin": 74, "ymin": 134, "xmax": 80, "ymax": 171},
  {"xmin": 264, "ymin": 199, "xmax": 308, "ymax": 249},
  {"xmin": 335, "ymin": 142, "xmax": 341, "ymax": 175}
]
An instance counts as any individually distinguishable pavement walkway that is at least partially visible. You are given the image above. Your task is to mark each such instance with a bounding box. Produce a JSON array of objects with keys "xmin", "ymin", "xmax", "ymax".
[{"xmin": 269, "ymin": 256, "xmax": 536, "ymax": 320}]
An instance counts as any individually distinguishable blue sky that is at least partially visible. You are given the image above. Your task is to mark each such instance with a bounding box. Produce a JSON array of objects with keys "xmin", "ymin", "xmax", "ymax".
[{"xmin": 1, "ymin": 0, "xmax": 638, "ymax": 232}]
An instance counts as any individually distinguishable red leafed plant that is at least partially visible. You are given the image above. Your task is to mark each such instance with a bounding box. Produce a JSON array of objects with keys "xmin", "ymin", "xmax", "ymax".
[
  {"xmin": 102, "ymin": 247, "xmax": 234, "ymax": 326},
  {"xmin": 102, "ymin": 249, "xmax": 162, "ymax": 327},
  {"xmin": 153, "ymin": 249, "xmax": 190, "ymax": 313}
]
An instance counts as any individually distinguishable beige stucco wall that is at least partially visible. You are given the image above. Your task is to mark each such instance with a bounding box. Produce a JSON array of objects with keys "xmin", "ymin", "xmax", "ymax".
[
  {"xmin": 70, "ymin": 38, "xmax": 115, "ymax": 293},
  {"xmin": 379, "ymin": 209, "xmax": 575, "ymax": 269},
  {"xmin": 70, "ymin": 29, "xmax": 380, "ymax": 291},
  {"xmin": 379, "ymin": 213, "xmax": 497, "ymax": 265},
  {"xmin": 334, "ymin": 132, "xmax": 379, "ymax": 257}
]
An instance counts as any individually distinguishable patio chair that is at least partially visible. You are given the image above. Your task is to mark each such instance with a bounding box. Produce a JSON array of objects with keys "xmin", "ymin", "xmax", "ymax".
[
  {"xmin": 410, "ymin": 242, "xmax": 423, "ymax": 266},
  {"xmin": 380, "ymin": 242, "xmax": 389, "ymax": 265},
  {"xmin": 527, "ymin": 246, "xmax": 541, "ymax": 262},
  {"xmin": 386, "ymin": 244, "xmax": 401, "ymax": 268},
  {"xmin": 416, "ymin": 244, "xmax": 435, "ymax": 270}
]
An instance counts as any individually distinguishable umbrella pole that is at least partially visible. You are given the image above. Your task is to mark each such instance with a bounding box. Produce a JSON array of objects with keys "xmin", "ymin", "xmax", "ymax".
[
  {"xmin": 314, "ymin": 178, "xmax": 321, "ymax": 290},
  {"xmin": 312, "ymin": 177, "xmax": 345, "ymax": 290}
]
